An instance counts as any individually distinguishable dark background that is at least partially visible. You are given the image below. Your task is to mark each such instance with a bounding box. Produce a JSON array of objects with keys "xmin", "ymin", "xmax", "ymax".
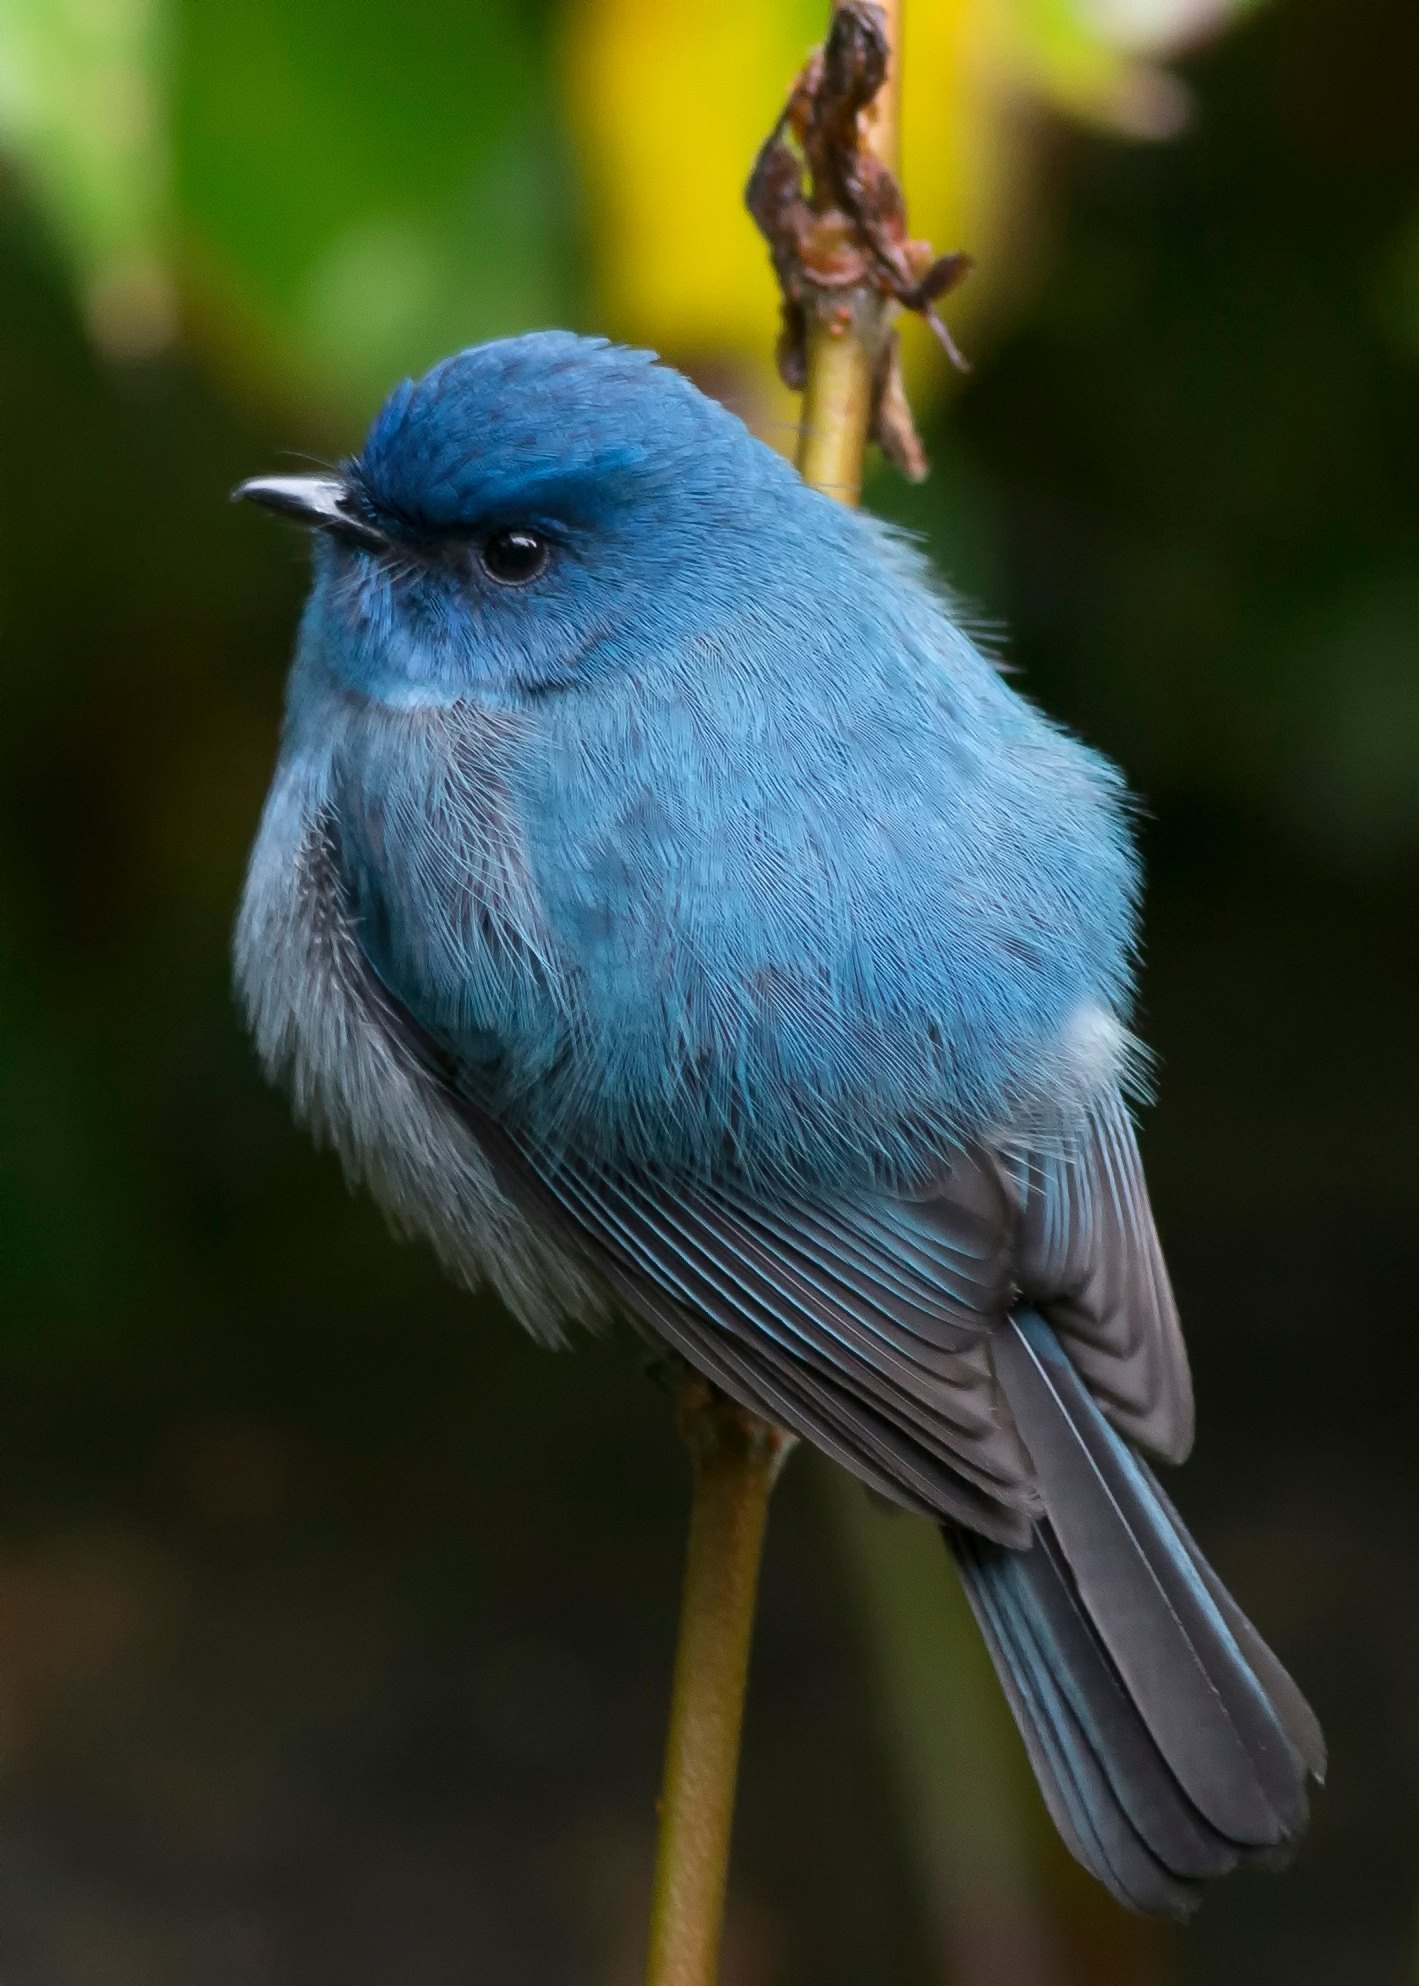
[{"xmin": 1, "ymin": 0, "xmax": 1416, "ymax": 1979}]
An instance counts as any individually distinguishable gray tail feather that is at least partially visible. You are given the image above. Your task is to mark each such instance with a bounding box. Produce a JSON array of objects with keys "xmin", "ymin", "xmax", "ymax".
[{"xmin": 945, "ymin": 1309, "xmax": 1325, "ymax": 1916}]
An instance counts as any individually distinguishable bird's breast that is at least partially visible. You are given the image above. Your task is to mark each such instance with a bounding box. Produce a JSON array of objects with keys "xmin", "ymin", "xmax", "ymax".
[{"xmin": 232, "ymin": 746, "xmax": 594, "ymax": 1335}]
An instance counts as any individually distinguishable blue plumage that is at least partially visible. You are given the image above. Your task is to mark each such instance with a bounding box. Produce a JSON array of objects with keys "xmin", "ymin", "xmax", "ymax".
[
  {"xmin": 234, "ymin": 331, "xmax": 1321, "ymax": 1913},
  {"xmin": 291, "ymin": 332, "xmax": 1139, "ymax": 1186}
]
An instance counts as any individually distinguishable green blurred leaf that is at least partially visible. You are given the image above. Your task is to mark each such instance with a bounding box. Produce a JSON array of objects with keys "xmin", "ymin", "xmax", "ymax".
[
  {"xmin": 0, "ymin": 0, "xmax": 175, "ymax": 355},
  {"xmin": 170, "ymin": 0, "xmax": 575, "ymax": 414},
  {"xmin": 1283, "ymin": 570, "xmax": 1419, "ymax": 857}
]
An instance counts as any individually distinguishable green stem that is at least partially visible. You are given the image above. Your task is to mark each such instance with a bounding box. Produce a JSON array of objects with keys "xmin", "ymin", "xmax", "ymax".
[
  {"xmin": 643, "ymin": 1382, "xmax": 792, "ymax": 1986},
  {"xmin": 796, "ymin": 287, "xmax": 895, "ymax": 504},
  {"xmin": 795, "ymin": 0, "xmax": 901, "ymax": 504}
]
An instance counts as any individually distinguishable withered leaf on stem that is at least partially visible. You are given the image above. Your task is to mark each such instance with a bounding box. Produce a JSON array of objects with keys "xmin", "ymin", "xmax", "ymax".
[{"xmin": 745, "ymin": 0, "xmax": 972, "ymax": 480}]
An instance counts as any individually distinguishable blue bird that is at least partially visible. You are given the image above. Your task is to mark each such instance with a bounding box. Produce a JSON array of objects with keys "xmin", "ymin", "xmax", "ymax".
[{"xmin": 234, "ymin": 330, "xmax": 1322, "ymax": 1914}]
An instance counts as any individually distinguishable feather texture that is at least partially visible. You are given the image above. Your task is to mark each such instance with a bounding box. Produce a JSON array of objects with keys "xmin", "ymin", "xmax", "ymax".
[
  {"xmin": 234, "ymin": 330, "xmax": 1323, "ymax": 1914},
  {"xmin": 949, "ymin": 1312, "xmax": 1322, "ymax": 1914},
  {"xmin": 1002, "ymin": 1086, "xmax": 1193, "ymax": 1459}
]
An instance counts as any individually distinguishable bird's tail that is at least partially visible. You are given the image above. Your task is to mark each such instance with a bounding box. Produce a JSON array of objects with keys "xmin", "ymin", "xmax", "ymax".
[{"xmin": 945, "ymin": 1309, "xmax": 1324, "ymax": 1915}]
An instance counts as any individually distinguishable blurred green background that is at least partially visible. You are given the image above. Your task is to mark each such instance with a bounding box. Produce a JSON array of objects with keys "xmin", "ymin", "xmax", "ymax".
[{"xmin": 0, "ymin": 0, "xmax": 1416, "ymax": 1979}]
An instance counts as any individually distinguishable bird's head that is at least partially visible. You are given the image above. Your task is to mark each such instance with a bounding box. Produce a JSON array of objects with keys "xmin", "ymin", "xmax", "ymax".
[{"xmin": 237, "ymin": 331, "xmax": 811, "ymax": 707}]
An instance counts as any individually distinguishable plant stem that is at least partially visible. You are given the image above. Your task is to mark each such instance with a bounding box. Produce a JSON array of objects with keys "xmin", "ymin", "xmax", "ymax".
[
  {"xmin": 795, "ymin": 287, "xmax": 893, "ymax": 502},
  {"xmin": 797, "ymin": 0, "xmax": 902, "ymax": 503},
  {"xmin": 644, "ymin": 1381, "xmax": 792, "ymax": 1986}
]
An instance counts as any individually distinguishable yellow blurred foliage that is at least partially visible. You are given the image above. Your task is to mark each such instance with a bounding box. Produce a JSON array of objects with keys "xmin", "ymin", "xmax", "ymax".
[
  {"xmin": 0, "ymin": 0, "xmax": 176, "ymax": 356},
  {"xmin": 562, "ymin": 0, "xmax": 1228, "ymax": 395}
]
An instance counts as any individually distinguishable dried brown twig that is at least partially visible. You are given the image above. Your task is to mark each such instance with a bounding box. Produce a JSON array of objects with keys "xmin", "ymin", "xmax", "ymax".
[{"xmin": 746, "ymin": 0, "xmax": 971, "ymax": 482}]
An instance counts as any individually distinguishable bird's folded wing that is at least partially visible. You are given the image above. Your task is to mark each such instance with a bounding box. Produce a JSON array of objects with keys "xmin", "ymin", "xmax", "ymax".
[
  {"xmin": 1001, "ymin": 1088, "xmax": 1193, "ymax": 1462},
  {"xmin": 473, "ymin": 1083, "xmax": 1193, "ymax": 1530},
  {"xmin": 348, "ymin": 909, "xmax": 1185, "ymax": 1539},
  {"xmin": 449, "ymin": 1096, "xmax": 1036, "ymax": 1542}
]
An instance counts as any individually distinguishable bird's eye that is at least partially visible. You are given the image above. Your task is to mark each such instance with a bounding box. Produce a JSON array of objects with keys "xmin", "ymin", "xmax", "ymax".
[{"xmin": 480, "ymin": 526, "xmax": 551, "ymax": 586}]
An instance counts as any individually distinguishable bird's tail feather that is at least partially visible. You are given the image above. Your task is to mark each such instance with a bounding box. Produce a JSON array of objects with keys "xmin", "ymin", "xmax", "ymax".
[{"xmin": 945, "ymin": 1309, "xmax": 1324, "ymax": 1915}]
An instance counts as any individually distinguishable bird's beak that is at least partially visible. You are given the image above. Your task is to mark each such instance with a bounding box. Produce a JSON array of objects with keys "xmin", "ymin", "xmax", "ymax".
[{"xmin": 232, "ymin": 473, "xmax": 387, "ymax": 550}]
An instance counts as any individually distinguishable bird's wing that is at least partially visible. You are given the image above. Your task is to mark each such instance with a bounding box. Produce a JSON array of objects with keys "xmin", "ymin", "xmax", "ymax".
[
  {"xmin": 465, "ymin": 1102, "xmax": 1040, "ymax": 1544},
  {"xmin": 346, "ymin": 909, "xmax": 1188, "ymax": 1539},
  {"xmin": 438, "ymin": 1082, "xmax": 1190, "ymax": 1550},
  {"xmin": 1002, "ymin": 1086, "xmax": 1193, "ymax": 1463}
]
